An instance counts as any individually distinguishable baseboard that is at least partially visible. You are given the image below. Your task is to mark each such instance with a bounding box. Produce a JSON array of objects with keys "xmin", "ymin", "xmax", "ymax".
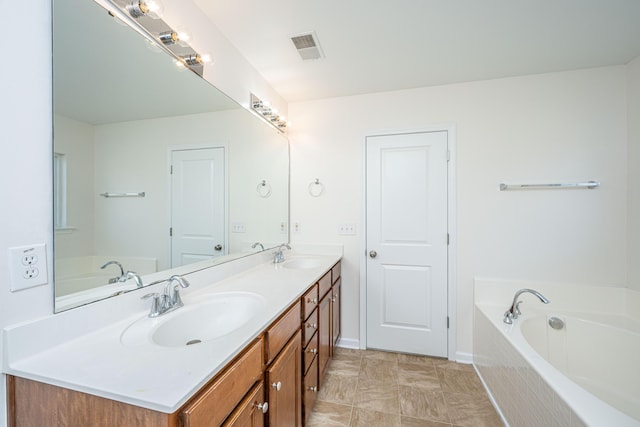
[
  {"xmin": 455, "ymin": 351, "xmax": 473, "ymax": 364},
  {"xmin": 336, "ymin": 337, "xmax": 359, "ymax": 349}
]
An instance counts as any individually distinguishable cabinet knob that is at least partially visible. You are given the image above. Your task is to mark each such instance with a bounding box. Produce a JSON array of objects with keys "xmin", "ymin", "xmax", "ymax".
[
  {"xmin": 331, "ymin": 296, "xmax": 336, "ymax": 302},
  {"xmin": 306, "ymin": 297, "xmax": 318, "ymax": 304},
  {"xmin": 306, "ymin": 323, "xmax": 317, "ymax": 329},
  {"xmin": 271, "ymin": 381, "xmax": 282, "ymax": 391},
  {"xmin": 307, "ymin": 348, "xmax": 318, "ymax": 354},
  {"xmin": 255, "ymin": 402, "xmax": 269, "ymax": 414},
  {"xmin": 307, "ymin": 386, "xmax": 318, "ymax": 392}
]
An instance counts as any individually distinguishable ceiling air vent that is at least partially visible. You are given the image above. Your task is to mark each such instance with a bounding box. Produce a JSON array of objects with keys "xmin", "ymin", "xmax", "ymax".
[{"xmin": 291, "ymin": 32, "xmax": 324, "ymax": 60}]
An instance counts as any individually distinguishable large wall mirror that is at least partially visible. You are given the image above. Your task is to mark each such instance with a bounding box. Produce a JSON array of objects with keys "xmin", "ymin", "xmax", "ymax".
[{"xmin": 53, "ymin": 0, "xmax": 289, "ymax": 312}]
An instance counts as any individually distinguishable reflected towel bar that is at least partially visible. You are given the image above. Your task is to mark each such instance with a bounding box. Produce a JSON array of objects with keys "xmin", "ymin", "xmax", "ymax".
[
  {"xmin": 100, "ymin": 192, "xmax": 146, "ymax": 198},
  {"xmin": 499, "ymin": 181, "xmax": 600, "ymax": 191}
]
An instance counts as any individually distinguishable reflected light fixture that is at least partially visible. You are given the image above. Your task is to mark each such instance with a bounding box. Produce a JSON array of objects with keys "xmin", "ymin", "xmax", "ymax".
[
  {"xmin": 250, "ymin": 93, "xmax": 289, "ymax": 133},
  {"xmin": 158, "ymin": 30, "xmax": 191, "ymax": 47},
  {"xmin": 126, "ymin": 0, "xmax": 162, "ymax": 19}
]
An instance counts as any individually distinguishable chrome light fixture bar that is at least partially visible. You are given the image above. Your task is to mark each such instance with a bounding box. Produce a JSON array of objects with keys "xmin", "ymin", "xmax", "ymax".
[
  {"xmin": 106, "ymin": 0, "xmax": 209, "ymax": 76},
  {"xmin": 250, "ymin": 93, "xmax": 288, "ymax": 133}
]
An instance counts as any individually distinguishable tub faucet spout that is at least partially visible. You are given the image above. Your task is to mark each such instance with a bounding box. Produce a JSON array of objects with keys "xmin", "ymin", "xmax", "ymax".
[{"xmin": 503, "ymin": 288, "xmax": 550, "ymax": 324}]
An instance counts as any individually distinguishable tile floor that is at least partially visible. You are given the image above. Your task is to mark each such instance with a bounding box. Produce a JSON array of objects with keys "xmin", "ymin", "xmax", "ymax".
[{"xmin": 307, "ymin": 348, "xmax": 503, "ymax": 427}]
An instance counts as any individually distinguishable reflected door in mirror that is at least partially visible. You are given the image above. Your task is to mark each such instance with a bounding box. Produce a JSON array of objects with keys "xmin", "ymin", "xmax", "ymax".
[{"xmin": 171, "ymin": 147, "xmax": 226, "ymax": 267}]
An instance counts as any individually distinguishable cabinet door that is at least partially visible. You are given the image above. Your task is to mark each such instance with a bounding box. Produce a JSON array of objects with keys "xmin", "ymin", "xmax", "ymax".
[
  {"xmin": 302, "ymin": 356, "xmax": 319, "ymax": 427},
  {"xmin": 223, "ymin": 382, "xmax": 266, "ymax": 427},
  {"xmin": 331, "ymin": 279, "xmax": 341, "ymax": 351},
  {"xmin": 318, "ymin": 293, "xmax": 331, "ymax": 386},
  {"xmin": 266, "ymin": 330, "xmax": 302, "ymax": 427}
]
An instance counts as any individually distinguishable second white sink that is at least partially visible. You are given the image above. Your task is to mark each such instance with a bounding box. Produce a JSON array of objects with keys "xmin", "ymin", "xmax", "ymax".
[
  {"xmin": 281, "ymin": 257, "xmax": 324, "ymax": 270},
  {"xmin": 121, "ymin": 292, "xmax": 266, "ymax": 348}
]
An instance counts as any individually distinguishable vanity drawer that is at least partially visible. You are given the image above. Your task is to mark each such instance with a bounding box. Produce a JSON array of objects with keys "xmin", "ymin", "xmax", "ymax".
[
  {"xmin": 318, "ymin": 271, "xmax": 332, "ymax": 299},
  {"xmin": 265, "ymin": 301, "xmax": 301, "ymax": 365},
  {"xmin": 302, "ymin": 308, "xmax": 318, "ymax": 347},
  {"xmin": 331, "ymin": 261, "xmax": 341, "ymax": 284},
  {"xmin": 303, "ymin": 331, "xmax": 318, "ymax": 375},
  {"xmin": 181, "ymin": 338, "xmax": 263, "ymax": 427},
  {"xmin": 303, "ymin": 356, "xmax": 319, "ymax": 427},
  {"xmin": 301, "ymin": 284, "xmax": 319, "ymax": 320}
]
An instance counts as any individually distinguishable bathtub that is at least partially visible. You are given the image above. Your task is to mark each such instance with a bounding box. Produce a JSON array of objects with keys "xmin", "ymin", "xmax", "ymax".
[{"xmin": 474, "ymin": 279, "xmax": 640, "ymax": 427}]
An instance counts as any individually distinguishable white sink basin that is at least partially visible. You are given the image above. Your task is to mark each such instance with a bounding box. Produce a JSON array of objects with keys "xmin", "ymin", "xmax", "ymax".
[
  {"xmin": 281, "ymin": 257, "xmax": 324, "ymax": 270},
  {"xmin": 121, "ymin": 292, "xmax": 266, "ymax": 348}
]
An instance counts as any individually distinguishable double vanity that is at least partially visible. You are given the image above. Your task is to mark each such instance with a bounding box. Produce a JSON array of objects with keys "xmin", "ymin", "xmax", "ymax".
[{"xmin": 4, "ymin": 249, "xmax": 342, "ymax": 426}]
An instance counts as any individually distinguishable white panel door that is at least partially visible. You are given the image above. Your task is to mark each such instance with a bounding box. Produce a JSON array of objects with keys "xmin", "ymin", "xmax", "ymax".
[
  {"xmin": 171, "ymin": 147, "xmax": 225, "ymax": 267},
  {"xmin": 366, "ymin": 131, "xmax": 448, "ymax": 357}
]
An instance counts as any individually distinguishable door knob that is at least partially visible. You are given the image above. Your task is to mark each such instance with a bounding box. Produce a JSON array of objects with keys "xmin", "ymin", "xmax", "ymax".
[
  {"xmin": 369, "ymin": 250, "xmax": 377, "ymax": 258},
  {"xmin": 255, "ymin": 402, "xmax": 269, "ymax": 414},
  {"xmin": 214, "ymin": 244, "xmax": 222, "ymax": 251}
]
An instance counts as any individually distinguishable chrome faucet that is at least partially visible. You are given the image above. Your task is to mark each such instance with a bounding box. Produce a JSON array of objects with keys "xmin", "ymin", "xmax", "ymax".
[
  {"xmin": 120, "ymin": 271, "xmax": 143, "ymax": 288},
  {"xmin": 503, "ymin": 288, "xmax": 550, "ymax": 324},
  {"xmin": 251, "ymin": 242, "xmax": 265, "ymax": 251},
  {"xmin": 142, "ymin": 275, "xmax": 191, "ymax": 317},
  {"xmin": 273, "ymin": 244, "xmax": 291, "ymax": 263},
  {"xmin": 101, "ymin": 260, "xmax": 124, "ymax": 284}
]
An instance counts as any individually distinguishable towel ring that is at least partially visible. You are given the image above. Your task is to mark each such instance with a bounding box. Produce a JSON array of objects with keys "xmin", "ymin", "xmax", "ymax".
[
  {"xmin": 257, "ymin": 180, "xmax": 272, "ymax": 198},
  {"xmin": 308, "ymin": 178, "xmax": 324, "ymax": 197}
]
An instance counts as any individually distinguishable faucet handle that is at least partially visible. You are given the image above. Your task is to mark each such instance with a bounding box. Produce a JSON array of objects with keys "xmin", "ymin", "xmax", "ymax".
[{"xmin": 142, "ymin": 293, "xmax": 162, "ymax": 317}]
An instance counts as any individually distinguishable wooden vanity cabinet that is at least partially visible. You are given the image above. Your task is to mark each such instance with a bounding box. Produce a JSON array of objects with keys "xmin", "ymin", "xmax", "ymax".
[
  {"xmin": 300, "ymin": 284, "xmax": 319, "ymax": 425},
  {"xmin": 318, "ymin": 261, "xmax": 342, "ymax": 387},
  {"xmin": 181, "ymin": 338, "xmax": 264, "ymax": 427},
  {"xmin": 222, "ymin": 382, "xmax": 266, "ymax": 427},
  {"xmin": 7, "ymin": 261, "xmax": 342, "ymax": 427},
  {"xmin": 266, "ymin": 330, "xmax": 302, "ymax": 427}
]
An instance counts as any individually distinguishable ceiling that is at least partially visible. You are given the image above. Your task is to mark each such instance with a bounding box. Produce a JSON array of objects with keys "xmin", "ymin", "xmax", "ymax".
[{"xmin": 193, "ymin": 0, "xmax": 640, "ymax": 102}]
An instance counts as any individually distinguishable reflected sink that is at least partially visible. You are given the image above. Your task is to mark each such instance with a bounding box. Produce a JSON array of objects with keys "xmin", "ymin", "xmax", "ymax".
[
  {"xmin": 121, "ymin": 292, "xmax": 266, "ymax": 348},
  {"xmin": 281, "ymin": 257, "xmax": 324, "ymax": 270}
]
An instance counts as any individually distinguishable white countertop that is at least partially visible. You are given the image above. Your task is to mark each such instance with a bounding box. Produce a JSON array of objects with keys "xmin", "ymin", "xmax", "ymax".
[{"xmin": 3, "ymin": 250, "xmax": 341, "ymax": 413}]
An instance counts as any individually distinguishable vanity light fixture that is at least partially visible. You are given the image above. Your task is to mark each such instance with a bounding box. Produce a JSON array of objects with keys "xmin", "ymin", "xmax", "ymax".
[
  {"xmin": 250, "ymin": 93, "xmax": 289, "ymax": 133},
  {"xmin": 126, "ymin": 0, "xmax": 162, "ymax": 19},
  {"xmin": 178, "ymin": 53, "xmax": 211, "ymax": 66},
  {"xmin": 158, "ymin": 30, "xmax": 191, "ymax": 47}
]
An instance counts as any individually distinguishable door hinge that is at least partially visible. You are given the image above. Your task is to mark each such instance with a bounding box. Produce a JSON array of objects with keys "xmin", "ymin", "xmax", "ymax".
[
  {"xmin": 447, "ymin": 316, "xmax": 450, "ymax": 328},
  {"xmin": 169, "ymin": 227, "xmax": 173, "ymax": 237},
  {"xmin": 170, "ymin": 165, "xmax": 173, "ymax": 174},
  {"xmin": 447, "ymin": 150, "xmax": 450, "ymax": 162},
  {"xmin": 447, "ymin": 233, "xmax": 450, "ymax": 245}
]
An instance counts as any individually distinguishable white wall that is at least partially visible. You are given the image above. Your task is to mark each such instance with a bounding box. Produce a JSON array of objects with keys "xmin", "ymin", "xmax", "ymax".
[
  {"xmin": 0, "ymin": 0, "xmax": 285, "ymax": 424},
  {"xmin": 288, "ymin": 66, "xmax": 629, "ymax": 355},
  {"xmin": 0, "ymin": 1, "xmax": 53, "ymax": 424},
  {"xmin": 627, "ymin": 55, "xmax": 640, "ymax": 290}
]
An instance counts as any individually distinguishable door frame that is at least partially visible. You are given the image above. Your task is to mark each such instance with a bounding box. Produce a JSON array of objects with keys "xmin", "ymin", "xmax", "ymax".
[
  {"xmin": 359, "ymin": 125, "xmax": 458, "ymax": 361},
  {"xmin": 166, "ymin": 143, "xmax": 229, "ymax": 269}
]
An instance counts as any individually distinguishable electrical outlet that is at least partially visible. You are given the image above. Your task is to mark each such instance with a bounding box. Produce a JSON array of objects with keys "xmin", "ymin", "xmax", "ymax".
[
  {"xmin": 9, "ymin": 244, "xmax": 48, "ymax": 291},
  {"xmin": 293, "ymin": 222, "xmax": 301, "ymax": 233},
  {"xmin": 338, "ymin": 223, "xmax": 356, "ymax": 235},
  {"xmin": 280, "ymin": 222, "xmax": 288, "ymax": 234}
]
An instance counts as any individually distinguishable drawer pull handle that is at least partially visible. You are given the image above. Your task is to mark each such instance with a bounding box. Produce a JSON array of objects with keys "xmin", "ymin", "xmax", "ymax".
[
  {"xmin": 306, "ymin": 323, "xmax": 317, "ymax": 329},
  {"xmin": 307, "ymin": 386, "xmax": 318, "ymax": 392},
  {"xmin": 271, "ymin": 381, "xmax": 282, "ymax": 391},
  {"xmin": 255, "ymin": 402, "xmax": 269, "ymax": 414},
  {"xmin": 306, "ymin": 297, "xmax": 318, "ymax": 304}
]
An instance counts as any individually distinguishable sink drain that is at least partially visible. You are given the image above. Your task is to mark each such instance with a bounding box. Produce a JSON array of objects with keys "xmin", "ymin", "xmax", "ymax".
[{"xmin": 186, "ymin": 339, "xmax": 202, "ymax": 346}]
